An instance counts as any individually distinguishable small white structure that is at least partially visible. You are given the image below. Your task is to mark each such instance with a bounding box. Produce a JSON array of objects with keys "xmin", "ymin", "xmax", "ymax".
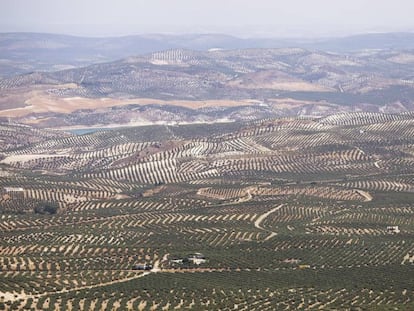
[
  {"xmin": 387, "ymin": 226, "xmax": 400, "ymax": 234},
  {"xmin": 4, "ymin": 187, "xmax": 24, "ymax": 192},
  {"xmin": 188, "ymin": 253, "xmax": 207, "ymax": 265}
]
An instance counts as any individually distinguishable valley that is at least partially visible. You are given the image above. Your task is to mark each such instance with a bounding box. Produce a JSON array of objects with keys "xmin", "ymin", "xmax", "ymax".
[
  {"xmin": 1, "ymin": 31, "xmax": 414, "ymax": 310},
  {"xmin": 0, "ymin": 113, "xmax": 413, "ymax": 309}
]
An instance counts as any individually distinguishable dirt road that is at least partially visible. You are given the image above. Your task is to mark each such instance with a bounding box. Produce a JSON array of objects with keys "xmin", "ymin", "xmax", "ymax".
[{"xmin": 254, "ymin": 204, "xmax": 284, "ymax": 240}]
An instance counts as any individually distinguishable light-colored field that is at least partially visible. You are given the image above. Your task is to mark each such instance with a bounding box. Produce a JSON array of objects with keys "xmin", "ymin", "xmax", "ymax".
[
  {"xmin": 0, "ymin": 86, "xmax": 256, "ymax": 118},
  {"xmin": 227, "ymin": 70, "xmax": 334, "ymax": 92},
  {"xmin": 55, "ymin": 118, "xmax": 234, "ymax": 131},
  {"xmin": 268, "ymin": 98, "xmax": 336, "ymax": 109},
  {"xmin": 0, "ymin": 154, "xmax": 66, "ymax": 165},
  {"xmin": 388, "ymin": 53, "xmax": 414, "ymax": 64}
]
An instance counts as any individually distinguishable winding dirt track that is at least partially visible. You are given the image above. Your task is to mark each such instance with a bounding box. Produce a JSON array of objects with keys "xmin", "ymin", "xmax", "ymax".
[
  {"xmin": 1, "ymin": 260, "xmax": 232, "ymax": 303},
  {"xmin": 0, "ymin": 260, "xmax": 160, "ymax": 303},
  {"xmin": 254, "ymin": 204, "xmax": 284, "ymax": 240}
]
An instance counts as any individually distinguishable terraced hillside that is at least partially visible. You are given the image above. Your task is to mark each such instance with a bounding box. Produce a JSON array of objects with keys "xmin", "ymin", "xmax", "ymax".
[{"xmin": 0, "ymin": 112, "xmax": 413, "ymax": 310}]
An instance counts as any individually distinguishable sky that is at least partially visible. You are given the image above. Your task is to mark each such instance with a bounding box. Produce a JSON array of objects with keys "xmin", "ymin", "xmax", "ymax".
[{"xmin": 1, "ymin": 0, "xmax": 414, "ymax": 37}]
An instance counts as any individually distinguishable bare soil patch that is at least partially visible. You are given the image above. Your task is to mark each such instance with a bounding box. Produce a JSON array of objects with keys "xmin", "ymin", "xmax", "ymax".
[{"xmin": 0, "ymin": 87, "xmax": 256, "ymax": 118}]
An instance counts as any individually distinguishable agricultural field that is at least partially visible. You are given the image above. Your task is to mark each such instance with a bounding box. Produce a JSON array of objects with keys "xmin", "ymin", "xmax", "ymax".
[{"xmin": 0, "ymin": 112, "xmax": 413, "ymax": 310}]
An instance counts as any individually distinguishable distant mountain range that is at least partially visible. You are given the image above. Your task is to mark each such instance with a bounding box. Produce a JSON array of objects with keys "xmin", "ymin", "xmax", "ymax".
[{"xmin": 1, "ymin": 32, "xmax": 414, "ymax": 77}]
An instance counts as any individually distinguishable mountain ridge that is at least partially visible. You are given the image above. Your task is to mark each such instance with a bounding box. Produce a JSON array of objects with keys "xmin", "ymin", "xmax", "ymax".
[{"xmin": 2, "ymin": 32, "xmax": 414, "ymax": 77}]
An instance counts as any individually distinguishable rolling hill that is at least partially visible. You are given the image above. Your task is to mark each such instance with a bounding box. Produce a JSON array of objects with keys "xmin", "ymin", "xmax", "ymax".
[
  {"xmin": 2, "ymin": 32, "xmax": 414, "ymax": 78},
  {"xmin": 0, "ymin": 113, "xmax": 413, "ymax": 309},
  {"xmin": 1, "ymin": 46, "xmax": 414, "ymax": 128}
]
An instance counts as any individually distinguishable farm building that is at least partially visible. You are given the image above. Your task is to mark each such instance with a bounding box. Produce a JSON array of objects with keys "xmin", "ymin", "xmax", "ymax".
[
  {"xmin": 188, "ymin": 253, "xmax": 207, "ymax": 265},
  {"xmin": 170, "ymin": 253, "xmax": 208, "ymax": 266},
  {"xmin": 3, "ymin": 187, "xmax": 24, "ymax": 192},
  {"xmin": 132, "ymin": 263, "xmax": 153, "ymax": 270},
  {"xmin": 283, "ymin": 258, "xmax": 301, "ymax": 264}
]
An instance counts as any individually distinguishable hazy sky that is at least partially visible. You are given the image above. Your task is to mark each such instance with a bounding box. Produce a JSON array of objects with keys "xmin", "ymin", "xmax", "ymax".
[{"xmin": 1, "ymin": 0, "xmax": 414, "ymax": 37}]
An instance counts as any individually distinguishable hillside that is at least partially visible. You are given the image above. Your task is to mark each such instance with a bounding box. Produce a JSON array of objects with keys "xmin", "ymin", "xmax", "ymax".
[
  {"xmin": 2, "ymin": 32, "xmax": 414, "ymax": 77},
  {"xmin": 0, "ymin": 112, "xmax": 413, "ymax": 309},
  {"xmin": 1, "ymin": 31, "xmax": 414, "ymax": 309},
  {"xmin": 1, "ymin": 47, "xmax": 414, "ymax": 128}
]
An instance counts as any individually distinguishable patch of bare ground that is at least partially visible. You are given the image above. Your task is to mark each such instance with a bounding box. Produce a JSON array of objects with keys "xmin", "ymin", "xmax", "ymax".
[
  {"xmin": 0, "ymin": 291, "xmax": 29, "ymax": 302},
  {"xmin": 114, "ymin": 194, "xmax": 130, "ymax": 200},
  {"xmin": 401, "ymin": 253, "xmax": 414, "ymax": 264},
  {"xmin": 143, "ymin": 185, "xmax": 167, "ymax": 197},
  {"xmin": 138, "ymin": 301, "xmax": 147, "ymax": 311},
  {"xmin": 0, "ymin": 84, "xmax": 77, "ymax": 116},
  {"xmin": 0, "ymin": 154, "xmax": 67, "ymax": 165},
  {"xmin": 227, "ymin": 70, "xmax": 334, "ymax": 92},
  {"xmin": 0, "ymin": 87, "xmax": 257, "ymax": 118},
  {"xmin": 355, "ymin": 189, "xmax": 373, "ymax": 202},
  {"xmin": 268, "ymin": 98, "xmax": 338, "ymax": 110},
  {"xmin": 388, "ymin": 53, "xmax": 414, "ymax": 64}
]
